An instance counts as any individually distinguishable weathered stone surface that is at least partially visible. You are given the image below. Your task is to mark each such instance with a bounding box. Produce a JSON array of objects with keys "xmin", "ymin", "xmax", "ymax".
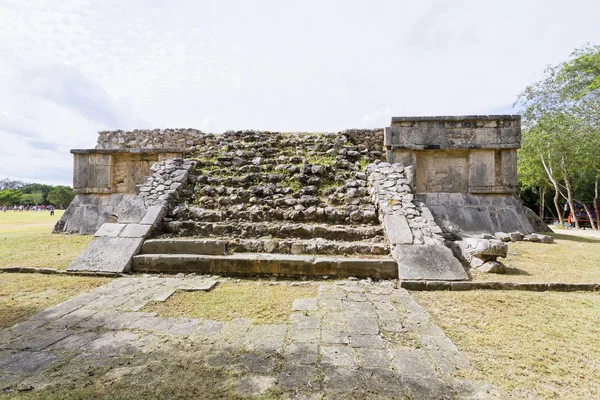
[
  {"xmin": 494, "ymin": 232, "xmax": 510, "ymax": 242},
  {"xmin": 395, "ymin": 245, "xmax": 468, "ymax": 281},
  {"xmin": 320, "ymin": 346, "xmax": 356, "ymax": 367},
  {"xmin": 0, "ymin": 278, "xmax": 493, "ymax": 399},
  {"xmin": 524, "ymin": 233, "xmax": 554, "ymax": 244},
  {"xmin": 139, "ymin": 205, "xmax": 165, "ymax": 225},
  {"xmin": 133, "ymin": 253, "xmax": 397, "ymax": 279},
  {"xmin": 119, "ymin": 223, "xmax": 152, "ymax": 238},
  {"xmin": 95, "ymin": 223, "xmax": 126, "ymax": 237},
  {"xmin": 67, "ymin": 236, "xmax": 144, "ymax": 273},
  {"xmin": 292, "ymin": 298, "xmax": 318, "ymax": 311},
  {"xmin": 285, "ymin": 343, "xmax": 318, "ymax": 365},
  {"xmin": 509, "ymin": 232, "xmax": 523, "ymax": 242},
  {"xmin": 477, "ymin": 261, "xmax": 507, "ymax": 274},
  {"xmin": 384, "ymin": 215, "xmax": 413, "ymax": 245},
  {"xmin": 460, "ymin": 238, "xmax": 508, "ymax": 263},
  {"xmin": 142, "ymin": 239, "xmax": 228, "ymax": 255}
]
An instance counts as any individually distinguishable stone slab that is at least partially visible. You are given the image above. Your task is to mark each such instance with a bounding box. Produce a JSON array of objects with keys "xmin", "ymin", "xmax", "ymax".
[
  {"xmin": 132, "ymin": 253, "xmax": 397, "ymax": 279},
  {"xmin": 320, "ymin": 346, "xmax": 356, "ymax": 368},
  {"xmin": 139, "ymin": 205, "xmax": 166, "ymax": 225},
  {"xmin": 292, "ymin": 298, "xmax": 318, "ymax": 311},
  {"xmin": 94, "ymin": 223, "xmax": 126, "ymax": 237},
  {"xmin": 383, "ymin": 215, "xmax": 413, "ymax": 245},
  {"xmin": 394, "ymin": 244, "xmax": 468, "ymax": 281},
  {"xmin": 119, "ymin": 223, "xmax": 152, "ymax": 238},
  {"xmin": 142, "ymin": 239, "xmax": 228, "ymax": 255},
  {"xmin": 67, "ymin": 236, "xmax": 144, "ymax": 273}
]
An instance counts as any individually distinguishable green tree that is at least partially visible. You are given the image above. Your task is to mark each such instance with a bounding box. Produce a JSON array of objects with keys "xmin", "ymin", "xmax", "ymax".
[
  {"xmin": 0, "ymin": 189, "xmax": 22, "ymax": 206},
  {"xmin": 516, "ymin": 44, "xmax": 600, "ymax": 229},
  {"xmin": 47, "ymin": 186, "xmax": 75, "ymax": 209},
  {"xmin": 21, "ymin": 183, "xmax": 54, "ymax": 204},
  {"xmin": 20, "ymin": 191, "xmax": 44, "ymax": 206}
]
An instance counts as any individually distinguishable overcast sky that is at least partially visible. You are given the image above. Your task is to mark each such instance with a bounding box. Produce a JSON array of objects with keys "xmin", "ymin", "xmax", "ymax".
[{"xmin": 0, "ymin": 0, "xmax": 598, "ymax": 186}]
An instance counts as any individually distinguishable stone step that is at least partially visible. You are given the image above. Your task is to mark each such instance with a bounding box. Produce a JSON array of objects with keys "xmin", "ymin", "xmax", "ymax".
[
  {"xmin": 163, "ymin": 221, "xmax": 385, "ymax": 241},
  {"xmin": 132, "ymin": 253, "xmax": 397, "ymax": 279},
  {"xmin": 142, "ymin": 238, "xmax": 390, "ymax": 256},
  {"xmin": 179, "ymin": 206, "xmax": 379, "ymax": 225}
]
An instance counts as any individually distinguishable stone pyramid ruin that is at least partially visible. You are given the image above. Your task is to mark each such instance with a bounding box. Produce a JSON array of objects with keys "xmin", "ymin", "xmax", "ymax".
[{"xmin": 55, "ymin": 116, "xmax": 541, "ymax": 280}]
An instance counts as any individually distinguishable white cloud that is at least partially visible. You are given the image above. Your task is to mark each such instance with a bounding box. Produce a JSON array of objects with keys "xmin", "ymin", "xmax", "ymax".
[{"xmin": 0, "ymin": 0, "xmax": 599, "ymax": 184}]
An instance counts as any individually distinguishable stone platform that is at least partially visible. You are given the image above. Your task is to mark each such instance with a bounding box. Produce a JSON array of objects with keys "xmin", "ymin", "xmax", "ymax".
[{"xmin": 0, "ymin": 277, "xmax": 497, "ymax": 398}]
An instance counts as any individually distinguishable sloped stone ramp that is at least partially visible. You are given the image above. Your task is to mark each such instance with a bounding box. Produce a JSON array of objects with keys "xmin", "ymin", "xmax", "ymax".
[{"xmin": 0, "ymin": 277, "xmax": 498, "ymax": 398}]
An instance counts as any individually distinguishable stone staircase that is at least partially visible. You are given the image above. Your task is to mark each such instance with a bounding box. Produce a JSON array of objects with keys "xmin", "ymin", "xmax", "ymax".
[
  {"xmin": 134, "ymin": 130, "xmax": 397, "ymax": 278},
  {"xmin": 132, "ymin": 238, "xmax": 397, "ymax": 278}
]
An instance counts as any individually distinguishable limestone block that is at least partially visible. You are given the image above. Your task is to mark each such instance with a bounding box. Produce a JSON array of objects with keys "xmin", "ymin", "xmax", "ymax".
[
  {"xmin": 501, "ymin": 150, "xmax": 518, "ymax": 189},
  {"xmin": 477, "ymin": 261, "xmax": 506, "ymax": 273},
  {"xmin": 509, "ymin": 232, "xmax": 523, "ymax": 242},
  {"xmin": 119, "ymin": 224, "xmax": 152, "ymax": 238},
  {"xmin": 468, "ymin": 150, "xmax": 495, "ymax": 192},
  {"xmin": 383, "ymin": 215, "xmax": 413, "ymax": 245},
  {"xmin": 67, "ymin": 236, "xmax": 144, "ymax": 273},
  {"xmin": 494, "ymin": 232, "xmax": 510, "ymax": 242},
  {"xmin": 460, "ymin": 238, "xmax": 508, "ymax": 260},
  {"xmin": 415, "ymin": 151, "xmax": 468, "ymax": 193},
  {"xmin": 524, "ymin": 233, "xmax": 554, "ymax": 244},
  {"xmin": 95, "ymin": 223, "xmax": 126, "ymax": 237},
  {"xmin": 141, "ymin": 239, "xmax": 227, "ymax": 255},
  {"xmin": 394, "ymin": 244, "xmax": 468, "ymax": 281},
  {"xmin": 139, "ymin": 205, "xmax": 166, "ymax": 225}
]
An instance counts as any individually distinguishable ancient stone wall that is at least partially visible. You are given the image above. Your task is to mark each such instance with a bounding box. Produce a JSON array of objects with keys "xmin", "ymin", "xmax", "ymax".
[
  {"xmin": 67, "ymin": 158, "xmax": 196, "ymax": 273},
  {"xmin": 96, "ymin": 128, "xmax": 385, "ymax": 154},
  {"xmin": 96, "ymin": 129, "xmax": 206, "ymax": 150},
  {"xmin": 55, "ymin": 149, "xmax": 183, "ymax": 234},
  {"xmin": 384, "ymin": 115, "xmax": 531, "ymax": 235}
]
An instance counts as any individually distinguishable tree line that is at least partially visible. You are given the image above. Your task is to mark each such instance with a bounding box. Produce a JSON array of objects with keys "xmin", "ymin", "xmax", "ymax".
[
  {"xmin": 516, "ymin": 44, "xmax": 600, "ymax": 230},
  {"xmin": 0, "ymin": 178, "xmax": 76, "ymax": 209}
]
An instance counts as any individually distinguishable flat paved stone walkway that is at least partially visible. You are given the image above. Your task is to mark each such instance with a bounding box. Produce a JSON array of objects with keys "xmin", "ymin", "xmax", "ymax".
[{"xmin": 0, "ymin": 276, "xmax": 499, "ymax": 399}]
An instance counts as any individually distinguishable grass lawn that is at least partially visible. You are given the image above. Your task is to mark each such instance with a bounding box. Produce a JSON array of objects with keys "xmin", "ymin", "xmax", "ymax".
[
  {"xmin": 0, "ymin": 273, "xmax": 111, "ymax": 329},
  {"xmin": 414, "ymin": 290, "xmax": 600, "ymax": 399},
  {"xmin": 0, "ymin": 210, "xmax": 92, "ymax": 270},
  {"xmin": 471, "ymin": 232, "xmax": 600, "ymax": 283},
  {"xmin": 145, "ymin": 281, "xmax": 318, "ymax": 324}
]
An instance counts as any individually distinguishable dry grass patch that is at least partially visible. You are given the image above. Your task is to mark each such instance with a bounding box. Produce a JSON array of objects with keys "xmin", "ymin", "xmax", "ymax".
[
  {"xmin": 471, "ymin": 232, "xmax": 600, "ymax": 283},
  {"xmin": 0, "ymin": 211, "xmax": 92, "ymax": 270},
  {"xmin": 413, "ymin": 290, "xmax": 600, "ymax": 399},
  {"xmin": 145, "ymin": 281, "xmax": 318, "ymax": 324},
  {"xmin": 0, "ymin": 273, "xmax": 111, "ymax": 329}
]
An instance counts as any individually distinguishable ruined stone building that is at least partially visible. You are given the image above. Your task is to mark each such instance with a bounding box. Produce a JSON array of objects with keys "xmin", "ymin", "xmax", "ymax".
[{"xmin": 55, "ymin": 115, "xmax": 543, "ymax": 280}]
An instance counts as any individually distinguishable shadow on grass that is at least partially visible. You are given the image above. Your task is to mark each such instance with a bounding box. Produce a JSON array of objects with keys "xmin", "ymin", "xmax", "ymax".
[
  {"xmin": 548, "ymin": 233, "xmax": 600, "ymax": 244},
  {"xmin": 0, "ymin": 303, "xmax": 51, "ymax": 330},
  {"xmin": 502, "ymin": 267, "xmax": 531, "ymax": 276}
]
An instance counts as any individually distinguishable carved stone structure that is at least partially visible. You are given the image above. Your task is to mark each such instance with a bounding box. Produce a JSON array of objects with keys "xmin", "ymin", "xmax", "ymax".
[
  {"xmin": 56, "ymin": 116, "xmax": 541, "ymax": 279},
  {"xmin": 384, "ymin": 115, "xmax": 535, "ymax": 234},
  {"xmin": 54, "ymin": 148, "xmax": 183, "ymax": 234}
]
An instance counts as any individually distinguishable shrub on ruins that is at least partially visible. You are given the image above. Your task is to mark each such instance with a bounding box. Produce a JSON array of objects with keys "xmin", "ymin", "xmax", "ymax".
[
  {"xmin": 516, "ymin": 44, "xmax": 600, "ymax": 229},
  {"xmin": 47, "ymin": 186, "xmax": 76, "ymax": 209}
]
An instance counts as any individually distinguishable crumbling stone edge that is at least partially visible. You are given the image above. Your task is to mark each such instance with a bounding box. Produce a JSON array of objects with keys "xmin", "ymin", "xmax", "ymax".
[{"xmin": 400, "ymin": 280, "xmax": 600, "ymax": 292}]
